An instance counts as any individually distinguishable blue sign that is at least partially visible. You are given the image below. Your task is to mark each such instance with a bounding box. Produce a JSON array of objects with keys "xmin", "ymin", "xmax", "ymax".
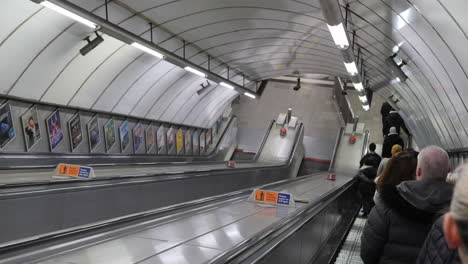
[
  {"xmin": 78, "ymin": 167, "xmax": 91, "ymax": 178},
  {"xmin": 277, "ymin": 193, "xmax": 291, "ymax": 205}
]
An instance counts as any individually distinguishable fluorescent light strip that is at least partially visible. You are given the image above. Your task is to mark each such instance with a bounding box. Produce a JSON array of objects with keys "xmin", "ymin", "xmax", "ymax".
[
  {"xmin": 244, "ymin": 92, "xmax": 256, "ymax": 99},
  {"xmin": 359, "ymin": 95, "xmax": 367, "ymax": 103},
  {"xmin": 353, "ymin": 82, "xmax": 364, "ymax": 92},
  {"xmin": 131, "ymin": 42, "xmax": 164, "ymax": 59},
  {"xmin": 344, "ymin": 61, "xmax": 358, "ymax": 76},
  {"xmin": 220, "ymin": 82, "xmax": 234, "ymax": 89},
  {"xmin": 41, "ymin": 1, "xmax": 97, "ymax": 29},
  {"xmin": 362, "ymin": 104, "xmax": 370, "ymax": 111},
  {"xmin": 327, "ymin": 23, "xmax": 349, "ymax": 49},
  {"xmin": 184, "ymin": 66, "xmax": 207, "ymax": 78}
]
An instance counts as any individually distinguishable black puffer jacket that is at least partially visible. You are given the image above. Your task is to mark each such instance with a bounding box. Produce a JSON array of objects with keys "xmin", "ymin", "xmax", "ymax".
[
  {"xmin": 383, "ymin": 111, "xmax": 410, "ymax": 136},
  {"xmin": 360, "ymin": 152, "xmax": 382, "ymax": 168},
  {"xmin": 361, "ymin": 179, "xmax": 454, "ymax": 264},
  {"xmin": 382, "ymin": 134, "xmax": 404, "ymax": 158},
  {"xmin": 416, "ymin": 216, "xmax": 461, "ymax": 264}
]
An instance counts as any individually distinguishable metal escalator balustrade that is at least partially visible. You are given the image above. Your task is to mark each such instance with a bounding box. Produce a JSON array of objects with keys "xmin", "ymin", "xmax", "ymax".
[{"xmin": 0, "ymin": 121, "xmax": 304, "ymax": 246}]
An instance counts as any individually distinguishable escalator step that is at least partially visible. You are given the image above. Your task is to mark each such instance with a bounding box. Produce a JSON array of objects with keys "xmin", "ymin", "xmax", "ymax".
[{"xmin": 334, "ymin": 217, "xmax": 366, "ymax": 264}]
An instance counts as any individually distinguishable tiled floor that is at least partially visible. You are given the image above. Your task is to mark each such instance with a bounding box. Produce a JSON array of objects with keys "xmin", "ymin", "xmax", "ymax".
[{"xmin": 334, "ymin": 217, "xmax": 366, "ymax": 264}]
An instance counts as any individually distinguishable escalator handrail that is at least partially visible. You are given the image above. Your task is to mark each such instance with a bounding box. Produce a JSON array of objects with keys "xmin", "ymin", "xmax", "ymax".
[
  {"xmin": 208, "ymin": 177, "xmax": 356, "ymax": 264},
  {"xmin": 0, "ymin": 116, "xmax": 238, "ymax": 170},
  {"xmin": 253, "ymin": 120, "xmax": 276, "ymax": 161},
  {"xmin": 328, "ymin": 127, "xmax": 344, "ymax": 172}
]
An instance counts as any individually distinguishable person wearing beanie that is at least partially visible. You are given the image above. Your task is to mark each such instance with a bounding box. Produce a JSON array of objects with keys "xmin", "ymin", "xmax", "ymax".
[{"xmin": 376, "ymin": 144, "xmax": 403, "ymax": 178}]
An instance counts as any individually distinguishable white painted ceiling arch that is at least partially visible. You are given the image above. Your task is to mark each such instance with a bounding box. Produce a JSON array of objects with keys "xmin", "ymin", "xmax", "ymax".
[{"xmin": 0, "ymin": 0, "xmax": 467, "ymax": 150}]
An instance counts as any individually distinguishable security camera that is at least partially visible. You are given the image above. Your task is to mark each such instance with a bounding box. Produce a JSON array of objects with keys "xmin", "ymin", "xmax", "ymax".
[
  {"xmin": 80, "ymin": 32, "xmax": 104, "ymax": 56},
  {"xmin": 385, "ymin": 54, "xmax": 408, "ymax": 82}
]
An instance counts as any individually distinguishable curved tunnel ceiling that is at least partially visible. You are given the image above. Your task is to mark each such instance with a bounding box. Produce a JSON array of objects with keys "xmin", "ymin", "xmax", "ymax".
[{"xmin": 0, "ymin": 0, "xmax": 467, "ymax": 150}]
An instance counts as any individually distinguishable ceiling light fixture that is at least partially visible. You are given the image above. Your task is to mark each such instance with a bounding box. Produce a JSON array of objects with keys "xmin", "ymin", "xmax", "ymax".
[
  {"xmin": 40, "ymin": 1, "xmax": 97, "ymax": 29},
  {"xmin": 362, "ymin": 104, "xmax": 370, "ymax": 111},
  {"xmin": 353, "ymin": 82, "xmax": 364, "ymax": 92},
  {"xmin": 184, "ymin": 66, "xmax": 207, "ymax": 78},
  {"xmin": 220, "ymin": 82, "xmax": 234, "ymax": 89},
  {"xmin": 359, "ymin": 95, "xmax": 367, "ymax": 103},
  {"xmin": 344, "ymin": 61, "xmax": 358, "ymax": 76},
  {"xmin": 327, "ymin": 23, "xmax": 349, "ymax": 49},
  {"xmin": 244, "ymin": 92, "xmax": 256, "ymax": 99},
  {"xmin": 131, "ymin": 42, "xmax": 164, "ymax": 59}
]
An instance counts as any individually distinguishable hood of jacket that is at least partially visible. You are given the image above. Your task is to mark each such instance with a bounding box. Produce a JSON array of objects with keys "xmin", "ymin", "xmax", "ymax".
[
  {"xmin": 398, "ymin": 179, "xmax": 453, "ymax": 213},
  {"xmin": 380, "ymin": 179, "xmax": 453, "ymax": 223}
]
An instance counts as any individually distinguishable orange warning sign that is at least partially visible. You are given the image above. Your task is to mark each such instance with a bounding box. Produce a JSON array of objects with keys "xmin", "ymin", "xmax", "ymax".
[
  {"xmin": 255, "ymin": 190, "xmax": 279, "ymax": 204},
  {"xmin": 57, "ymin": 164, "xmax": 80, "ymax": 177}
]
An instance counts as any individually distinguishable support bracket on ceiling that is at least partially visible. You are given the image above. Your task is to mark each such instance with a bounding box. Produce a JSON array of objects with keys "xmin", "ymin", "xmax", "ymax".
[{"xmin": 344, "ymin": 4, "xmax": 350, "ymax": 28}]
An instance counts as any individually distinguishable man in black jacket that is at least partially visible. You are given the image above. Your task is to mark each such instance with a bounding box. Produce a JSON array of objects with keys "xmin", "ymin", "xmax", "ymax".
[
  {"xmin": 382, "ymin": 126, "xmax": 404, "ymax": 158},
  {"xmin": 383, "ymin": 110, "xmax": 410, "ymax": 137},
  {"xmin": 361, "ymin": 146, "xmax": 453, "ymax": 264},
  {"xmin": 360, "ymin": 143, "xmax": 382, "ymax": 168}
]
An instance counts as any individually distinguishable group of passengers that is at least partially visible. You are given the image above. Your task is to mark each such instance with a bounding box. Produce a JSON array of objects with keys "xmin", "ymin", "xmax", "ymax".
[{"xmin": 353, "ymin": 103, "xmax": 468, "ymax": 263}]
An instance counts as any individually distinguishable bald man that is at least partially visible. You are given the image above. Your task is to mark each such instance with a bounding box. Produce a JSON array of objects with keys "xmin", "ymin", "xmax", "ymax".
[{"xmin": 361, "ymin": 146, "xmax": 454, "ymax": 264}]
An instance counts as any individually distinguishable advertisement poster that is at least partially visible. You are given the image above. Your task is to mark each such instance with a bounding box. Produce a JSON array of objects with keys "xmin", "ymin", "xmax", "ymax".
[
  {"xmin": 192, "ymin": 129, "xmax": 200, "ymax": 155},
  {"xmin": 104, "ymin": 118, "xmax": 116, "ymax": 152},
  {"xmin": 67, "ymin": 113, "xmax": 83, "ymax": 151},
  {"xmin": 157, "ymin": 125, "xmax": 167, "ymax": 154},
  {"xmin": 184, "ymin": 129, "xmax": 192, "ymax": 155},
  {"xmin": 21, "ymin": 106, "xmax": 41, "ymax": 151},
  {"xmin": 176, "ymin": 128, "xmax": 184, "ymax": 155},
  {"xmin": 87, "ymin": 116, "xmax": 100, "ymax": 152},
  {"xmin": 145, "ymin": 125, "xmax": 155, "ymax": 154},
  {"xmin": 200, "ymin": 130, "xmax": 206, "ymax": 154},
  {"xmin": 206, "ymin": 128, "xmax": 212, "ymax": 147},
  {"xmin": 119, "ymin": 120, "xmax": 130, "ymax": 152},
  {"xmin": 46, "ymin": 110, "xmax": 63, "ymax": 150},
  {"xmin": 133, "ymin": 123, "xmax": 144, "ymax": 153},
  {"xmin": 166, "ymin": 126, "xmax": 176, "ymax": 154}
]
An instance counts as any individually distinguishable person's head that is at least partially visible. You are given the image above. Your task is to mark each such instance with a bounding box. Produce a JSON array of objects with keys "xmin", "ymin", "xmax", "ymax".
[
  {"xmin": 28, "ymin": 117, "xmax": 35, "ymax": 126},
  {"xmin": 416, "ymin": 145, "xmax": 449, "ymax": 181},
  {"xmin": 391, "ymin": 144, "xmax": 402, "ymax": 156},
  {"xmin": 369, "ymin": 143, "xmax": 376, "ymax": 152},
  {"xmin": 389, "ymin": 126, "xmax": 397, "ymax": 134},
  {"xmin": 376, "ymin": 151, "xmax": 417, "ymax": 191},
  {"xmin": 443, "ymin": 163, "xmax": 468, "ymax": 262},
  {"xmin": 447, "ymin": 164, "xmax": 464, "ymax": 184}
]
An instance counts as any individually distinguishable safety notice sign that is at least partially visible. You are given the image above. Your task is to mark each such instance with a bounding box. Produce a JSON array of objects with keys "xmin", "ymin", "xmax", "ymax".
[
  {"xmin": 54, "ymin": 163, "xmax": 95, "ymax": 179},
  {"xmin": 250, "ymin": 189, "xmax": 295, "ymax": 207}
]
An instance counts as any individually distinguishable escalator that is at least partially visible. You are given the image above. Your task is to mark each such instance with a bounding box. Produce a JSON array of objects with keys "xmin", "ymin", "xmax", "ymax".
[
  {"xmin": 0, "ymin": 118, "xmax": 305, "ymax": 245},
  {"xmin": 0, "ymin": 122, "xmax": 367, "ymax": 264}
]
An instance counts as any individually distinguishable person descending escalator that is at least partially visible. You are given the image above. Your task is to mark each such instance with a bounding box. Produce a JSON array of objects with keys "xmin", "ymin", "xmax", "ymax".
[
  {"xmin": 382, "ymin": 109, "xmax": 410, "ymax": 137},
  {"xmin": 360, "ymin": 143, "xmax": 382, "ymax": 168},
  {"xmin": 355, "ymin": 145, "xmax": 379, "ymax": 217},
  {"xmin": 380, "ymin": 102, "xmax": 393, "ymax": 137},
  {"xmin": 361, "ymin": 146, "xmax": 453, "ymax": 264},
  {"xmin": 382, "ymin": 127, "xmax": 404, "ymax": 158}
]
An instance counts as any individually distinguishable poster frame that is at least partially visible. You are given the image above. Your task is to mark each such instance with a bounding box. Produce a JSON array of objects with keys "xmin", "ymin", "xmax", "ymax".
[
  {"xmin": 67, "ymin": 113, "xmax": 83, "ymax": 152},
  {"xmin": 119, "ymin": 120, "xmax": 130, "ymax": 152},
  {"xmin": 103, "ymin": 118, "xmax": 116, "ymax": 153},
  {"xmin": 133, "ymin": 123, "xmax": 144, "ymax": 153},
  {"xmin": 20, "ymin": 105, "xmax": 41, "ymax": 152},
  {"xmin": 45, "ymin": 110, "xmax": 64, "ymax": 151},
  {"xmin": 87, "ymin": 115, "xmax": 101, "ymax": 152},
  {"xmin": 145, "ymin": 123, "xmax": 155, "ymax": 154}
]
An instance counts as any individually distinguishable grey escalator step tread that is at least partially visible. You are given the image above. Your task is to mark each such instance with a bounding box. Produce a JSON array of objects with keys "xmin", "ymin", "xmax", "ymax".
[{"xmin": 334, "ymin": 216, "xmax": 366, "ymax": 264}]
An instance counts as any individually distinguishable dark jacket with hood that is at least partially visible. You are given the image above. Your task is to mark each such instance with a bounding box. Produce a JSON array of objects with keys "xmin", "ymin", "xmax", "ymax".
[
  {"xmin": 360, "ymin": 152, "xmax": 382, "ymax": 168},
  {"xmin": 383, "ymin": 111, "xmax": 410, "ymax": 136},
  {"xmin": 416, "ymin": 215, "xmax": 461, "ymax": 264},
  {"xmin": 382, "ymin": 134, "xmax": 404, "ymax": 158},
  {"xmin": 361, "ymin": 179, "xmax": 454, "ymax": 264}
]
